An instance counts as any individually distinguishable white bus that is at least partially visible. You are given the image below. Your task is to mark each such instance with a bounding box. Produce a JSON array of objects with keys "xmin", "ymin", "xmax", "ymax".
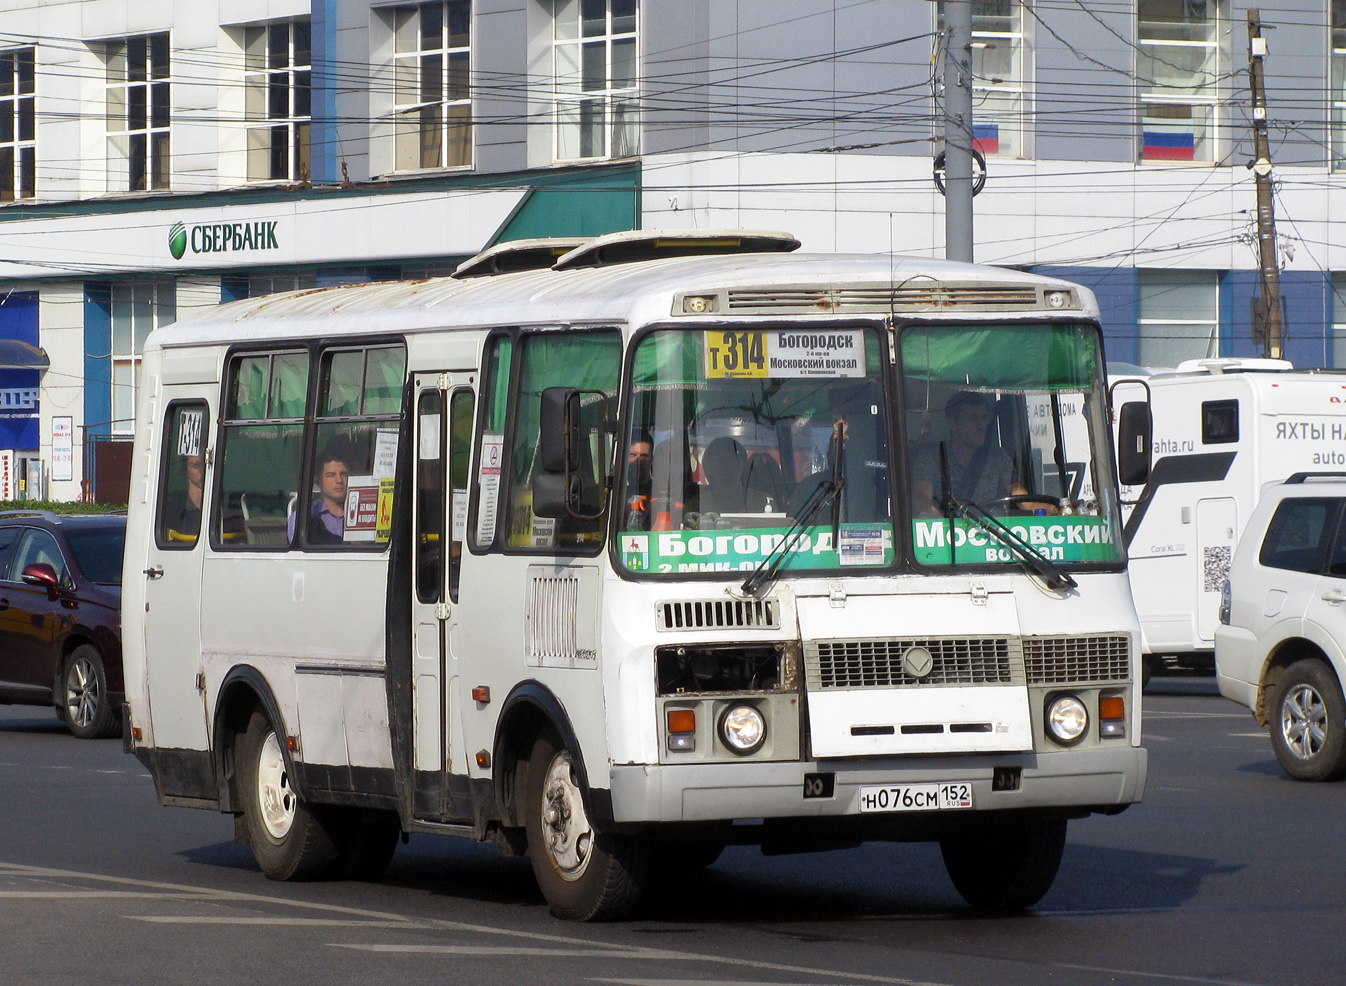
[{"xmin": 123, "ymin": 230, "xmax": 1147, "ymax": 920}]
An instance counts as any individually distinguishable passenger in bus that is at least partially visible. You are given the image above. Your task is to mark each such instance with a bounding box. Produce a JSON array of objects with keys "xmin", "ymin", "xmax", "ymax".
[
  {"xmin": 700, "ymin": 436, "xmax": 768, "ymax": 515},
  {"xmin": 175, "ymin": 453, "xmax": 206, "ymax": 538},
  {"xmin": 912, "ymin": 391, "xmax": 1033, "ymax": 516},
  {"xmin": 624, "ymin": 429, "xmax": 655, "ymax": 529},
  {"xmin": 288, "ymin": 446, "xmax": 350, "ymax": 545}
]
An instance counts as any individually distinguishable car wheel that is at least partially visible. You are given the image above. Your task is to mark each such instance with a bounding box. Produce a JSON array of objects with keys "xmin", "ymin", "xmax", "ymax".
[
  {"xmin": 524, "ymin": 731, "xmax": 648, "ymax": 921},
  {"xmin": 62, "ymin": 645, "xmax": 119, "ymax": 740},
  {"xmin": 238, "ymin": 709, "xmax": 342, "ymax": 880},
  {"xmin": 940, "ymin": 816, "xmax": 1067, "ymax": 910},
  {"xmin": 1269, "ymin": 659, "xmax": 1346, "ymax": 782}
]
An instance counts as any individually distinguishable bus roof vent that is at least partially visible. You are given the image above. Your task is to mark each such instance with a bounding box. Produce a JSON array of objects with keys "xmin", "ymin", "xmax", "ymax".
[
  {"xmin": 722, "ymin": 283, "xmax": 1041, "ymax": 315},
  {"xmin": 656, "ymin": 598, "xmax": 781, "ymax": 631},
  {"xmin": 552, "ymin": 229, "xmax": 801, "ymax": 271},
  {"xmin": 452, "ymin": 237, "xmax": 589, "ymax": 278}
]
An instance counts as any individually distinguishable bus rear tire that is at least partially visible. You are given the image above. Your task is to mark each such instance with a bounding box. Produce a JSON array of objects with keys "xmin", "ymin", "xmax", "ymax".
[
  {"xmin": 940, "ymin": 815, "xmax": 1067, "ymax": 910},
  {"xmin": 524, "ymin": 731, "xmax": 648, "ymax": 921},
  {"xmin": 238, "ymin": 710, "xmax": 341, "ymax": 880}
]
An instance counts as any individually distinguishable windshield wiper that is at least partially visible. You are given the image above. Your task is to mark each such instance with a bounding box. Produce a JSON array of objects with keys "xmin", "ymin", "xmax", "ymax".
[
  {"xmin": 942, "ymin": 493, "xmax": 1078, "ymax": 591},
  {"xmin": 741, "ymin": 420, "xmax": 846, "ymax": 598}
]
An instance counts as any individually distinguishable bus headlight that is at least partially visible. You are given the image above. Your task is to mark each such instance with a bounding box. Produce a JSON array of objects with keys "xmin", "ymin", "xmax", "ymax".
[
  {"xmin": 719, "ymin": 704, "xmax": 766, "ymax": 754},
  {"xmin": 1045, "ymin": 694, "xmax": 1088, "ymax": 746}
]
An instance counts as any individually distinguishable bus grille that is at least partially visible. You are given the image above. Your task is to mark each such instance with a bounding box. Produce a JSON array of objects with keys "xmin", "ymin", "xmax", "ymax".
[
  {"xmin": 526, "ymin": 575, "xmax": 579, "ymax": 663},
  {"xmin": 1022, "ymin": 635, "xmax": 1131, "ymax": 683},
  {"xmin": 656, "ymin": 598, "xmax": 780, "ymax": 631},
  {"xmin": 724, "ymin": 285, "xmax": 1041, "ymax": 315},
  {"xmin": 805, "ymin": 637, "xmax": 1020, "ymax": 689}
]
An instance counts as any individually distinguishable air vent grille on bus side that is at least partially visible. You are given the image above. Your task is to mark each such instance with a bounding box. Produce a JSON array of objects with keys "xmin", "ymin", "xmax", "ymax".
[
  {"xmin": 656, "ymin": 598, "xmax": 780, "ymax": 631},
  {"xmin": 526, "ymin": 575, "xmax": 580, "ymax": 663},
  {"xmin": 805, "ymin": 637, "xmax": 1022, "ymax": 689},
  {"xmin": 723, "ymin": 285, "xmax": 1041, "ymax": 315},
  {"xmin": 1022, "ymin": 635, "xmax": 1131, "ymax": 684}
]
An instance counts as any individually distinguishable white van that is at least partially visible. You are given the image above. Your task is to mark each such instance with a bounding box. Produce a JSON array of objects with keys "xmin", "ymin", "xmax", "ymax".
[{"xmin": 1111, "ymin": 358, "xmax": 1346, "ymax": 684}]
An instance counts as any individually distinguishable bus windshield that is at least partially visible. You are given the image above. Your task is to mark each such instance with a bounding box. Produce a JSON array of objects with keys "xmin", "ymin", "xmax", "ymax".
[
  {"xmin": 900, "ymin": 321, "xmax": 1124, "ymax": 569},
  {"xmin": 618, "ymin": 326, "xmax": 894, "ymax": 576}
]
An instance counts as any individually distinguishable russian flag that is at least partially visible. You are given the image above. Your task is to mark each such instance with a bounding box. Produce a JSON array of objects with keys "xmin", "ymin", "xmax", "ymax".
[
  {"xmin": 1143, "ymin": 131, "xmax": 1195, "ymax": 161},
  {"xmin": 972, "ymin": 123, "xmax": 999, "ymax": 156}
]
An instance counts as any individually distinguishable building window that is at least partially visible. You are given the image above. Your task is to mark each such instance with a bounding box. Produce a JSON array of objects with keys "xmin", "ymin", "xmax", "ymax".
[
  {"xmin": 1137, "ymin": 270, "xmax": 1218, "ymax": 368},
  {"xmin": 111, "ymin": 282, "xmax": 175, "ymax": 432},
  {"xmin": 935, "ymin": 2, "xmax": 1028, "ymax": 159},
  {"xmin": 552, "ymin": 0, "xmax": 638, "ymax": 161},
  {"xmin": 393, "ymin": 1, "xmax": 472, "ymax": 171},
  {"xmin": 1137, "ymin": 0, "xmax": 1220, "ymax": 164},
  {"xmin": 0, "ymin": 48, "xmax": 35, "ymax": 200},
  {"xmin": 106, "ymin": 33, "xmax": 170, "ymax": 191},
  {"xmin": 246, "ymin": 21, "xmax": 311, "ymax": 182},
  {"xmin": 1329, "ymin": 274, "xmax": 1346, "ymax": 367}
]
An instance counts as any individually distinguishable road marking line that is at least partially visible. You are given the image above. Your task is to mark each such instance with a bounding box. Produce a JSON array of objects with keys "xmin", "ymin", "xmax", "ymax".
[
  {"xmin": 131, "ymin": 917, "xmax": 426, "ymax": 927},
  {"xmin": 1228, "ymin": 733, "xmax": 1267, "ymax": 738},
  {"xmin": 337, "ymin": 945, "xmax": 656, "ymax": 957},
  {"xmin": 0, "ymin": 862, "xmax": 936, "ymax": 986},
  {"xmin": 591, "ymin": 980, "xmax": 839, "ymax": 986},
  {"xmin": 0, "ymin": 891, "xmax": 209, "ymax": 899},
  {"xmin": 1145, "ymin": 712, "xmax": 1248, "ymax": 720},
  {"xmin": 1055, "ymin": 961, "xmax": 1277, "ymax": 986}
]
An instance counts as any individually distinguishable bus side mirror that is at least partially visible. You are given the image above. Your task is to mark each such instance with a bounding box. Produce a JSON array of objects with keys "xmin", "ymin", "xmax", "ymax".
[
  {"xmin": 1117, "ymin": 401, "xmax": 1152, "ymax": 486},
  {"xmin": 539, "ymin": 387, "xmax": 581, "ymax": 473}
]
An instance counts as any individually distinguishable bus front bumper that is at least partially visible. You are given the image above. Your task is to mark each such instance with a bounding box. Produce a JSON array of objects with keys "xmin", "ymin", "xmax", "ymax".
[{"xmin": 607, "ymin": 746, "xmax": 1147, "ymax": 824}]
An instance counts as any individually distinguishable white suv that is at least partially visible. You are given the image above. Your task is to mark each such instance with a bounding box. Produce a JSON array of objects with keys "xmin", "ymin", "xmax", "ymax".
[{"xmin": 1215, "ymin": 475, "xmax": 1346, "ymax": 782}]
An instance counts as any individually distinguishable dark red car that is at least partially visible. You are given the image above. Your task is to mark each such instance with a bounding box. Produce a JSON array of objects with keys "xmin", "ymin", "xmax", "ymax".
[{"xmin": 0, "ymin": 511, "xmax": 125, "ymax": 738}]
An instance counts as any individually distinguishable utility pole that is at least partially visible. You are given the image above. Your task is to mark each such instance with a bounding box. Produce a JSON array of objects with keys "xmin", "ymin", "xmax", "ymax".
[
  {"xmin": 1247, "ymin": 9, "xmax": 1283, "ymax": 359},
  {"xmin": 944, "ymin": 0, "xmax": 974, "ymax": 263}
]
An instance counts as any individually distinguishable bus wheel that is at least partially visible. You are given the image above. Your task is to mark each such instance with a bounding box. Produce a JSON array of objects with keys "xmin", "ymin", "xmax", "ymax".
[
  {"xmin": 940, "ymin": 815, "xmax": 1067, "ymax": 910},
  {"xmin": 333, "ymin": 809, "xmax": 401, "ymax": 880},
  {"xmin": 524, "ymin": 732, "xmax": 648, "ymax": 921},
  {"xmin": 1269, "ymin": 659, "xmax": 1346, "ymax": 782},
  {"xmin": 238, "ymin": 710, "xmax": 340, "ymax": 880}
]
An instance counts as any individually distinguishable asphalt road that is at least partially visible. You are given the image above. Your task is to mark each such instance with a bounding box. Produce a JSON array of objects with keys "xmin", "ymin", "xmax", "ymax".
[{"xmin": 1, "ymin": 680, "xmax": 1341, "ymax": 986}]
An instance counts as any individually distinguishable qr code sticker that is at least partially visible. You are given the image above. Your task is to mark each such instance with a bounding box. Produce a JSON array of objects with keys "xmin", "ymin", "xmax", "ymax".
[{"xmin": 1203, "ymin": 545, "xmax": 1232, "ymax": 592}]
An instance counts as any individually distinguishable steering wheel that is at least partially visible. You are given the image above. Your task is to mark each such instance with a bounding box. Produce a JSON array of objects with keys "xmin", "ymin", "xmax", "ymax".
[{"xmin": 979, "ymin": 493, "xmax": 1064, "ymax": 514}]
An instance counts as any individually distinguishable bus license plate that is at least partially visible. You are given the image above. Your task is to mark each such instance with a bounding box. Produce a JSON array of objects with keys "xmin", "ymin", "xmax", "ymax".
[{"xmin": 858, "ymin": 782, "xmax": 973, "ymax": 813}]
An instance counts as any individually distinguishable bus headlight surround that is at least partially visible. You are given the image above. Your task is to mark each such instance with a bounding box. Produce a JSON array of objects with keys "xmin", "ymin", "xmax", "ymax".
[
  {"xmin": 1045, "ymin": 694, "xmax": 1089, "ymax": 746},
  {"xmin": 719, "ymin": 704, "xmax": 767, "ymax": 755}
]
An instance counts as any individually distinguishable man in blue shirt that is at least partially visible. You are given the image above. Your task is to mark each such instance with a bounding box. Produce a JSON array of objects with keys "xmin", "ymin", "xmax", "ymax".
[{"xmin": 289, "ymin": 447, "xmax": 349, "ymax": 544}]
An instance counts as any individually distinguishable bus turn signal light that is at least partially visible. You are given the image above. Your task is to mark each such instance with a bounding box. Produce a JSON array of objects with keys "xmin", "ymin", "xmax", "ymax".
[
  {"xmin": 666, "ymin": 708, "xmax": 696, "ymax": 752},
  {"xmin": 1099, "ymin": 696, "xmax": 1126, "ymax": 737}
]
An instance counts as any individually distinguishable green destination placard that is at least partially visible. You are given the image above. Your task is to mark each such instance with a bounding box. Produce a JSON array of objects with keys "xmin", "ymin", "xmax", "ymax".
[
  {"xmin": 620, "ymin": 524, "xmax": 894, "ymax": 574},
  {"xmin": 913, "ymin": 516, "xmax": 1119, "ymax": 565}
]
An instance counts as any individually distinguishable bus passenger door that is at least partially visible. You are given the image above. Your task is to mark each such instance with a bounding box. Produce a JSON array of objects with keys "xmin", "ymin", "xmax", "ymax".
[
  {"xmin": 410, "ymin": 373, "xmax": 475, "ymax": 819},
  {"xmin": 143, "ymin": 398, "xmax": 213, "ymax": 752}
]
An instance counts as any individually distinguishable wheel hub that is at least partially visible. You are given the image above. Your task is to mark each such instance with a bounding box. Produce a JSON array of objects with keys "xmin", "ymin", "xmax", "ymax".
[
  {"xmin": 540, "ymin": 751, "xmax": 592, "ymax": 882},
  {"xmin": 65, "ymin": 657, "xmax": 98, "ymax": 729},
  {"xmin": 256, "ymin": 731, "xmax": 296, "ymax": 840},
  {"xmin": 1281, "ymin": 684, "xmax": 1328, "ymax": 761}
]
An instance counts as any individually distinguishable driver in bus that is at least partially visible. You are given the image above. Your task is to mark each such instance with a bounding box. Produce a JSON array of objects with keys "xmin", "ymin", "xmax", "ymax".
[
  {"xmin": 623, "ymin": 429, "xmax": 655, "ymax": 529},
  {"xmin": 912, "ymin": 391, "xmax": 1043, "ymax": 517},
  {"xmin": 288, "ymin": 446, "xmax": 350, "ymax": 545}
]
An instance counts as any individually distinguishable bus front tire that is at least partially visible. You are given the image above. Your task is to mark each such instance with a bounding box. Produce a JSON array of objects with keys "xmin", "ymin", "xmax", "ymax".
[
  {"xmin": 940, "ymin": 815, "xmax": 1067, "ymax": 910},
  {"xmin": 523, "ymin": 731, "xmax": 648, "ymax": 921},
  {"xmin": 238, "ymin": 710, "xmax": 341, "ymax": 880}
]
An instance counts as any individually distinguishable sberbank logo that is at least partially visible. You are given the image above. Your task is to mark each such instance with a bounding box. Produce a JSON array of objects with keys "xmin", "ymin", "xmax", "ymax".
[
  {"xmin": 168, "ymin": 219, "xmax": 280, "ymax": 260},
  {"xmin": 168, "ymin": 222, "xmax": 187, "ymax": 260}
]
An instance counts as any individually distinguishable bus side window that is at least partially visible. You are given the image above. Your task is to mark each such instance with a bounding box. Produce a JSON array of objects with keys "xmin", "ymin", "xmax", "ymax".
[
  {"xmin": 304, "ymin": 344, "xmax": 405, "ymax": 550},
  {"xmin": 449, "ymin": 388, "xmax": 474, "ymax": 599},
  {"xmin": 215, "ymin": 351, "xmax": 308, "ymax": 550},
  {"xmin": 155, "ymin": 402, "xmax": 209, "ymax": 548},
  {"xmin": 507, "ymin": 331, "xmax": 620, "ymax": 551},
  {"xmin": 472, "ymin": 334, "xmax": 513, "ymax": 551}
]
